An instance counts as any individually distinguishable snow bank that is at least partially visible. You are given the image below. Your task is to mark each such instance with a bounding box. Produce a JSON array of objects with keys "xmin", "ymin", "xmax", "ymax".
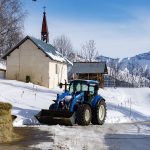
[
  {"xmin": 0, "ymin": 79, "xmax": 62, "ymax": 126},
  {"xmin": 99, "ymin": 88, "xmax": 150, "ymax": 123},
  {"xmin": 30, "ymin": 125, "xmax": 107, "ymax": 150}
]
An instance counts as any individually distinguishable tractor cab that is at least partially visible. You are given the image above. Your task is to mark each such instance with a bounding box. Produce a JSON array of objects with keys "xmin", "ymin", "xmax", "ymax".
[{"xmin": 69, "ymin": 80, "xmax": 99, "ymax": 101}]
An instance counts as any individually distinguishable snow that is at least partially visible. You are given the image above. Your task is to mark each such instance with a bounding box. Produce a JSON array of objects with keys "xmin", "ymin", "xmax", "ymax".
[
  {"xmin": 30, "ymin": 125, "xmax": 107, "ymax": 150},
  {"xmin": 0, "ymin": 79, "xmax": 63, "ymax": 126},
  {"xmin": 99, "ymin": 88, "xmax": 150, "ymax": 123},
  {"xmin": 46, "ymin": 51, "xmax": 66, "ymax": 62},
  {"xmin": 0, "ymin": 78, "xmax": 150, "ymax": 127},
  {"xmin": 65, "ymin": 57, "xmax": 73, "ymax": 66},
  {"xmin": 0, "ymin": 78, "xmax": 150, "ymax": 149},
  {"xmin": 29, "ymin": 123, "xmax": 150, "ymax": 150},
  {"xmin": 96, "ymin": 52, "xmax": 150, "ymax": 87}
]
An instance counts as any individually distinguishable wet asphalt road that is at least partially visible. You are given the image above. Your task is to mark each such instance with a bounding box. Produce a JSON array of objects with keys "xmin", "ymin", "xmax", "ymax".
[
  {"xmin": 0, "ymin": 127, "xmax": 53, "ymax": 150},
  {"xmin": 0, "ymin": 122, "xmax": 150, "ymax": 150}
]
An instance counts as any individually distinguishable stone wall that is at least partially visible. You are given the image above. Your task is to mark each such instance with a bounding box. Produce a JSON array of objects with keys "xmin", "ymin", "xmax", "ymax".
[{"xmin": 0, "ymin": 102, "xmax": 12, "ymax": 143}]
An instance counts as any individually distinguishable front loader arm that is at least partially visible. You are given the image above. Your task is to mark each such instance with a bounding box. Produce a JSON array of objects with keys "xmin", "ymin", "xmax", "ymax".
[{"xmin": 70, "ymin": 92, "xmax": 84, "ymax": 113}]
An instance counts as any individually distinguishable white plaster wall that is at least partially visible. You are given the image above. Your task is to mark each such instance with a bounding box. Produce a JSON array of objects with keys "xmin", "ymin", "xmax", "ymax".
[
  {"xmin": 49, "ymin": 62, "xmax": 67, "ymax": 88},
  {"xmin": 6, "ymin": 39, "xmax": 49, "ymax": 87}
]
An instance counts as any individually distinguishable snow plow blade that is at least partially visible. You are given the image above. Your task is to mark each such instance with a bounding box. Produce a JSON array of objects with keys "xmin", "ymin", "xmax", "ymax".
[{"xmin": 35, "ymin": 109, "xmax": 75, "ymax": 126}]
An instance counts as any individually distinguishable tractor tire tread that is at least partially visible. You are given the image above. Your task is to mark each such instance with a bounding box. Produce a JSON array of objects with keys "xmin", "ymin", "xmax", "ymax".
[
  {"xmin": 76, "ymin": 104, "xmax": 91, "ymax": 126},
  {"xmin": 91, "ymin": 99, "xmax": 107, "ymax": 125}
]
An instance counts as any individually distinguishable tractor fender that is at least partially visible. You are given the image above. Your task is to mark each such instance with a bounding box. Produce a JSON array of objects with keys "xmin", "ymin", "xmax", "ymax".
[
  {"xmin": 91, "ymin": 95, "xmax": 105, "ymax": 108},
  {"xmin": 82, "ymin": 102, "xmax": 91, "ymax": 108}
]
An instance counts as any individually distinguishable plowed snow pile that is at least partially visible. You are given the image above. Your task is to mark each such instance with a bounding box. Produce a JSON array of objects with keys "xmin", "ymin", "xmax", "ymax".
[{"xmin": 0, "ymin": 79, "xmax": 149, "ymax": 126}]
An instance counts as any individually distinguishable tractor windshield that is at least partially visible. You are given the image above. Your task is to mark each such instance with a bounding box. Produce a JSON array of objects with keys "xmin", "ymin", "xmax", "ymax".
[{"xmin": 69, "ymin": 81, "xmax": 95, "ymax": 95}]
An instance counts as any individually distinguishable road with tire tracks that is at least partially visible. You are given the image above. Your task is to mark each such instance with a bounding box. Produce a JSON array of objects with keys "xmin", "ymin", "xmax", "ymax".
[{"xmin": 1, "ymin": 122, "xmax": 150, "ymax": 150}]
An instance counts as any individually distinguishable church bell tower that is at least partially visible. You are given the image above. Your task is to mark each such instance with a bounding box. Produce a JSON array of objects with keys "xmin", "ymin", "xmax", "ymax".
[{"xmin": 41, "ymin": 7, "xmax": 49, "ymax": 43}]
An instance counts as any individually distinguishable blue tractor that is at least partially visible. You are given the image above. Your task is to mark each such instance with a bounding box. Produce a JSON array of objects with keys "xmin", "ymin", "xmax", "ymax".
[{"xmin": 35, "ymin": 80, "xmax": 106, "ymax": 126}]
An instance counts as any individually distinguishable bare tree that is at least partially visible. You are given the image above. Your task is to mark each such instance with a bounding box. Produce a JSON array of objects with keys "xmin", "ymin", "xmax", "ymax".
[
  {"xmin": 0, "ymin": 0, "xmax": 26, "ymax": 57},
  {"xmin": 128, "ymin": 59, "xmax": 138, "ymax": 87},
  {"xmin": 109, "ymin": 59, "xmax": 119, "ymax": 87},
  {"xmin": 80, "ymin": 40, "xmax": 98, "ymax": 62},
  {"xmin": 53, "ymin": 35, "xmax": 74, "ymax": 61},
  {"xmin": 144, "ymin": 68, "xmax": 150, "ymax": 80}
]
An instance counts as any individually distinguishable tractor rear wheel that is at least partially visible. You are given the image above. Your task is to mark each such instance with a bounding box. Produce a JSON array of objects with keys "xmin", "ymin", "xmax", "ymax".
[
  {"xmin": 91, "ymin": 100, "xmax": 106, "ymax": 125},
  {"xmin": 76, "ymin": 104, "xmax": 91, "ymax": 126}
]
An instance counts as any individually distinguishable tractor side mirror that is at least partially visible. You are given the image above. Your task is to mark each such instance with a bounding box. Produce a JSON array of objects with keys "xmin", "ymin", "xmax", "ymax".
[{"xmin": 59, "ymin": 83, "xmax": 63, "ymax": 88}]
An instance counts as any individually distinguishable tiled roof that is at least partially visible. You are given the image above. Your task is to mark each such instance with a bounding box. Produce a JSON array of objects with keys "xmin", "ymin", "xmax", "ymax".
[
  {"xmin": 29, "ymin": 36, "xmax": 65, "ymax": 62},
  {"xmin": 2, "ymin": 36, "xmax": 68, "ymax": 63},
  {"xmin": 71, "ymin": 62, "xmax": 108, "ymax": 74}
]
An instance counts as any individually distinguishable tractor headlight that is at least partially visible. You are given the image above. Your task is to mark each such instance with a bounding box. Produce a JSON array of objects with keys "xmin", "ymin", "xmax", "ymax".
[{"xmin": 65, "ymin": 95, "xmax": 72, "ymax": 103}]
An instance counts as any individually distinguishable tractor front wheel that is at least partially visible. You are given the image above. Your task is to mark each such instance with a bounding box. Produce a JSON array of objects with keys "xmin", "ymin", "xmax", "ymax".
[
  {"xmin": 49, "ymin": 103, "xmax": 56, "ymax": 110},
  {"xmin": 76, "ymin": 104, "xmax": 91, "ymax": 126},
  {"xmin": 91, "ymin": 100, "xmax": 106, "ymax": 125}
]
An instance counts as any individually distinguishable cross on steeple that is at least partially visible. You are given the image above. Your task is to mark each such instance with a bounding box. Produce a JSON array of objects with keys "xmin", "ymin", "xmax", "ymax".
[
  {"xmin": 43, "ymin": 6, "xmax": 46, "ymax": 13},
  {"xmin": 41, "ymin": 7, "xmax": 49, "ymax": 43}
]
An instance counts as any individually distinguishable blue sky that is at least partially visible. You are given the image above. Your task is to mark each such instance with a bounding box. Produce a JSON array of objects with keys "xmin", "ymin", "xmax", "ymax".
[{"xmin": 23, "ymin": 0, "xmax": 150, "ymax": 58}]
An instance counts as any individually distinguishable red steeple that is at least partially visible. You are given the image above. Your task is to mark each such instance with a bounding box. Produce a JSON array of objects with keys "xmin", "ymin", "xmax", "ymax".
[{"xmin": 41, "ymin": 8, "xmax": 49, "ymax": 43}]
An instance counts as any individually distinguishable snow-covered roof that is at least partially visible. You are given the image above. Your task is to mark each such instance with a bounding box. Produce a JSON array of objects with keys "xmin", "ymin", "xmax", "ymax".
[
  {"xmin": 64, "ymin": 58, "xmax": 73, "ymax": 66},
  {"xmin": 71, "ymin": 62, "xmax": 108, "ymax": 74},
  {"xmin": 2, "ymin": 36, "xmax": 67, "ymax": 64},
  {"xmin": 30, "ymin": 36, "xmax": 66, "ymax": 63}
]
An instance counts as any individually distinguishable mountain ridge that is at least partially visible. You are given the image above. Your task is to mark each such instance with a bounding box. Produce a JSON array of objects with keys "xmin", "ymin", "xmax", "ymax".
[{"xmin": 96, "ymin": 51, "xmax": 150, "ymax": 82}]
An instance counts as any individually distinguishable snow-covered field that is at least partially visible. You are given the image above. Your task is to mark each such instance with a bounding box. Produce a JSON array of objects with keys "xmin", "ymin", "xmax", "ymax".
[
  {"xmin": 99, "ymin": 87, "xmax": 150, "ymax": 123},
  {"xmin": 0, "ymin": 78, "xmax": 150, "ymax": 150},
  {"xmin": 0, "ymin": 79, "xmax": 62, "ymax": 126},
  {"xmin": 0, "ymin": 78, "xmax": 149, "ymax": 126}
]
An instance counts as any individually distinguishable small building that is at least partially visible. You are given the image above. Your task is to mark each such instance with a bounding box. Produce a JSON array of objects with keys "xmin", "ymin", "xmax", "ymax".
[
  {"xmin": 2, "ymin": 10, "xmax": 68, "ymax": 88},
  {"xmin": 70, "ymin": 62, "xmax": 108, "ymax": 88},
  {"xmin": 2, "ymin": 36, "xmax": 68, "ymax": 88}
]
